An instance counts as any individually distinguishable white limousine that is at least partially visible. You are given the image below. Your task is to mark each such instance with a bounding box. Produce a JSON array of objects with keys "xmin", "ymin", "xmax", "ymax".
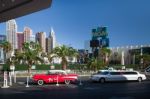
[{"xmin": 91, "ymin": 71, "xmax": 146, "ymax": 83}]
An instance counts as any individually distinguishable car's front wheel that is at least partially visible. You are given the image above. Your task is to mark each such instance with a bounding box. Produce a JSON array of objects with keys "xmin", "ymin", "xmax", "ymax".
[
  {"xmin": 37, "ymin": 80, "xmax": 44, "ymax": 85},
  {"xmin": 65, "ymin": 80, "xmax": 70, "ymax": 85},
  {"xmin": 99, "ymin": 78, "xmax": 105, "ymax": 83},
  {"xmin": 138, "ymin": 77, "xmax": 142, "ymax": 82}
]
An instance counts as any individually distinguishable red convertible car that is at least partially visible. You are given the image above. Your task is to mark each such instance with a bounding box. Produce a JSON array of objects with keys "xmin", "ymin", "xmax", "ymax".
[{"xmin": 32, "ymin": 70, "xmax": 78, "ymax": 85}]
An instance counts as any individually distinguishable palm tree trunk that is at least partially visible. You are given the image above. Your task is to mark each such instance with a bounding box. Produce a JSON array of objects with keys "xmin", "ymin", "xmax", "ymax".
[
  {"xmin": 62, "ymin": 64, "xmax": 66, "ymax": 70},
  {"xmin": 28, "ymin": 65, "xmax": 32, "ymax": 76}
]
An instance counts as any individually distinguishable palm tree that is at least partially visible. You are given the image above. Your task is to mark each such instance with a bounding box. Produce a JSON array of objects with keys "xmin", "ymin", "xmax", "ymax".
[
  {"xmin": 137, "ymin": 54, "xmax": 150, "ymax": 69},
  {"xmin": 13, "ymin": 49, "xmax": 25, "ymax": 64},
  {"xmin": 99, "ymin": 47, "xmax": 111, "ymax": 65},
  {"xmin": 22, "ymin": 42, "xmax": 43, "ymax": 75},
  {"xmin": 1, "ymin": 41, "xmax": 12, "ymax": 63},
  {"xmin": 87, "ymin": 57, "xmax": 104, "ymax": 71},
  {"xmin": 52, "ymin": 45, "xmax": 78, "ymax": 70},
  {"xmin": 47, "ymin": 52, "xmax": 56, "ymax": 64}
]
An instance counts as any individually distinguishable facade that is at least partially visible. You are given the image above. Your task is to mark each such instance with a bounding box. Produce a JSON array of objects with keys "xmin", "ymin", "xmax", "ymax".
[
  {"xmin": 0, "ymin": 35, "xmax": 6, "ymax": 63},
  {"xmin": 36, "ymin": 32, "xmax": 46, "ymax": 52},
  {"xmin": 46, "ymin": 37, "xmax": 53, "ymax": 53},
  {"xmin": 110, "ymin": 45, "xmax": 150, "ymax": 65},
  {"xmin": 30, "ymin": 35, "xmax": 36, "ymax": 42},
  {"xmin": 24, "ymin": 27, "xmax": 32, "ymax": 43},
  {"xmin": 6, "ymin": 19, "xmax": 18, "ymax": 50},
  {"xmin": 17, "ymin": 32, "xmax": 24, "ymax": 50}
]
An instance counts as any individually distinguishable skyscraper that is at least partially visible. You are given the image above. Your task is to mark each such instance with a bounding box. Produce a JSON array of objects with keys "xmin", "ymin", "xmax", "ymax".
[
  {"xmin": 6, "ymin": 19, "xmax": 18, "ymax": 50},
  {"xmin": 24, "ymin": 27, "xmax": 32, "ymax": 42},
  {"xmin": 50, "ymin": 27, "xmax": 56, "ymax": 49},
  {"xmin": 30, "ymin": 35, "xmax": 35, "ymax": 42},
  {"xmin": 17, "ymin": 32, "xmax": 24, "ymax": 50},
  {"xmin": 46, "ymin": 28, "xmax": 57, "ymax": 53},
  {"xmin": 46, "ymin": 37, "xmax": 53, "ymax": 53},
  {"xmin": 36, "ymin": 32, "xmax": 46, "ymax": 52}
]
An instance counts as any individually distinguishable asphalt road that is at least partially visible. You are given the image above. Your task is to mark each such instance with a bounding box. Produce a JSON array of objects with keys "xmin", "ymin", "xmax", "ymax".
[{"xmin": 0, "ymin": 76, "xmax": 150, "ymax": 99}]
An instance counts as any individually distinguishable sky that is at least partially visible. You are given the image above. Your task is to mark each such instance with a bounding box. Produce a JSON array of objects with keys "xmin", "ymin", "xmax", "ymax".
[{"xmin": 0, "ymin": 0, "xmax": 150, "ymax": 49}]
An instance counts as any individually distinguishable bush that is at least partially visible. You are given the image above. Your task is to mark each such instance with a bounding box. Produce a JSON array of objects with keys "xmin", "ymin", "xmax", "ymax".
[
  {"xmin": 2, "ymin": 64, "xmax": 10, "ymax": 71},
  {"xmin": 2, "ymin": 63, "xmax": 89, "ymax": 71}
]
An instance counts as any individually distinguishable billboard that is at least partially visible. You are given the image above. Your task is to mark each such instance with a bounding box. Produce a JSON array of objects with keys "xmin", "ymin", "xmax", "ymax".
[
  {"xmin": 100, "ymin": 38, "xmax": 109, "ymax": 47},
  {"xmin": 92, "ymin": 27, "xmax": 108, "ymax": 38}
]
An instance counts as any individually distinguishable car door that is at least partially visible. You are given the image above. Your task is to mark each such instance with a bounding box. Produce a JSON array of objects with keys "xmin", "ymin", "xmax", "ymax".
[
  {"xmin": 108, "ymin": 72, "xmax": 123, "ymax": 81},
  {"xmin": 52, "ymin": 73, "xmax": 60, "ymax": 83},
  {"xmin": 123, "ymin": 72, "xmax": 138, "ymax": 80},
  {"xmin": 43, "ymin": 72, "xmax": 59, "ymax": 83},
  {"xmin": 57, "ymin": 72, "xmax": 66, "ymax": 83}
]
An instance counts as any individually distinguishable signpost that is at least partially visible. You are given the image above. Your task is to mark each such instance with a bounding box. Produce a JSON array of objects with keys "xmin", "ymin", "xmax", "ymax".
[{"xmin": 79, "ymin": 76, "xmax": 83, "ymax": 86}]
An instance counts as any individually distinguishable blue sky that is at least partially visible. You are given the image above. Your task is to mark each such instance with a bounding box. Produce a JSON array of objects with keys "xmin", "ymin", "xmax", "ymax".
[{"xmin": 0, "ymin": 0, "xmax": 150, "ymax": 49}]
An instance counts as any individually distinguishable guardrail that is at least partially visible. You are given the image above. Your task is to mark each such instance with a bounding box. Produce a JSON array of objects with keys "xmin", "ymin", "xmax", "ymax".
[{"xmin": 13, "ymin": 70, "xmax": 96, "ymax": 77}]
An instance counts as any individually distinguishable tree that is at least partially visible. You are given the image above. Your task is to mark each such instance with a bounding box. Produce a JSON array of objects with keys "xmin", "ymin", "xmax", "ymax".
[
  {"xmin": 87, "ymin": 57, "xmax": 104, "ymax": 71},
  {"xmin": 99, "ymin": 47, "xmax": 111, "ymax": 65},
  {"xmin": 1, "ymin": 41, "xmax": 12, "ymax": 63},
  {"xmin": 52, "ymin": 45, "xmax": 78, "ymax": 70},
  {"xmin": 22, "ymin": 42, "xmax": 43, "ymax": 75},
  {"xmin": 143, "ymin": 54, "xmax": 150, "ymax": 68},
  {"xmin": 137, "ymin": 54, "xmax": 150, "ymax": 69},
  {"xmin": 47, "ymin": 52, "xmax": 56, "ymax": 64},
  {"xmin": 13, "ymin": 49, "xmax": 25, "ymax": 64}
]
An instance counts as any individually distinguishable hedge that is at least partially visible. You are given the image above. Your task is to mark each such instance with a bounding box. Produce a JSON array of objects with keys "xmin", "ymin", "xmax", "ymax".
[{"xmin": 1, "ymin": 63, "xmax": 85, "ymax": 71}]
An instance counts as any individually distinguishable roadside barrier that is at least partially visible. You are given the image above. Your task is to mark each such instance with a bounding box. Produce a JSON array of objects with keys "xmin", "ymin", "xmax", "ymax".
[
  {"xmin": 26, "ymin": 76, "xmax": 29, "ymax": 87},
  {"xmin": 79, "ymin": 76, "xmax": 83, "ymax": 85},
  {"xmin": 56, "ymin": 75, "xmax": 59, "ymax": 86},
  {"xmin": 9, "ymin": 72, "xmax": 12, "ymax": 86},
  {"xmin": 1, "ymin": 71, "xmax": 9, "ymax": 88},
  {"xmin": 14, "ymin": 71, "xmax": 16, "ymax": 83}
]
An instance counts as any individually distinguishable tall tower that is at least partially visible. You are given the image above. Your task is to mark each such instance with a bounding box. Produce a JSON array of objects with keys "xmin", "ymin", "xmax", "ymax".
[
  {"xmin": 17, "ymin": 32, "xmax": 24, "ymax": 50},
  {"xmin": 24, "ymin": 27, "xmax": 32, "ymax": 42},
  {"xmin": 46, "ymin": 27, "xmax": 56, "ymax": 53},
  {"xmin": 36, "ymin": 32, "xmax": 46, "ymax": 52},
  {"xmin": 50, "ymin": 27, "xmax": 56, "ymax": 49},
  {"xmin": 6, "ymin": 19, "xmax": 18, "ymax": 50},
  {"xmin": 46, "ymin": 37, "xmax": 53, "ymax": 53}
]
